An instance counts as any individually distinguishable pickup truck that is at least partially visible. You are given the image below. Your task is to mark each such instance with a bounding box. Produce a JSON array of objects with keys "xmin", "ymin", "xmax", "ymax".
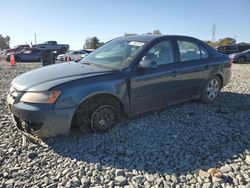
[{"xmin": 33, "ymin": 41, "xmax": 70, "ymax": 54}]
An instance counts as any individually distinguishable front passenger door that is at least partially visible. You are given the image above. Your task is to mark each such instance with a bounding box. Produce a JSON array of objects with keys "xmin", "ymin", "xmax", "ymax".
[{"xmin": 130, "ymin": 40, "xmax": 181, "ymax": 113}]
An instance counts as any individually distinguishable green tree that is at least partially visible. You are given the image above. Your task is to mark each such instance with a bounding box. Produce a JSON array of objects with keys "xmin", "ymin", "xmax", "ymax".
[
  {"xmin": 83, "ymin": 37, "xmax": 103, "ymax": 49},
  {"xmin": 217, "ymin": 37, "xmax": 236, "ymax": 46},
  {"xmin": 205, "ymin": 37, "xmax": 236, "ymax": 47},
  {"xmin": 0, "ymin": 34, "xmax": 10, "ymax": 50}
]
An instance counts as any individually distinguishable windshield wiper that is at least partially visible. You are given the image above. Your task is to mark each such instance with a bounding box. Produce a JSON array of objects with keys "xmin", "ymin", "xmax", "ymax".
[{"xmin": 82, "ymin": 62, "xmax": 118, "ymax": 71}]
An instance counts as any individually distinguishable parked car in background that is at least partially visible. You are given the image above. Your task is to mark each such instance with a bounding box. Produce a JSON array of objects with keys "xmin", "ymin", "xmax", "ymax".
[
  {"xmin": 57, "ymin": 50, "xmax": 89, "ymax": 61},
  {"xmin": 33, "ymin": 41, "xmax": 69, "ymax": 54},
  {"xmin": 215, "ymin": 44, "xmax": 250, "ymax": 55},
  {"xmin": 12, "ymin": 45, "xmax": 30, "ymax": 53},
  {"xmin": 7, "ymin": 35, "xmax": 231, "ymax": 138},
  {"xmin": 6, "ymin": 48, "xmax": 43, "ymax": 62},
  {"xmin": 229, "ymin": 49, "xmax": 250, "ymax": 63}
]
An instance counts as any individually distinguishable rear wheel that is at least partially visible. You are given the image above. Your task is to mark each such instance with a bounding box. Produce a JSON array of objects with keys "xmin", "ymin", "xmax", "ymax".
[
  {"xmin": 200, "ymin": 76, "xmax": 221, "ymax": 103},
  {"xmin": 237, "ymin": 57, "xmax": 246, "ymax": 64}
]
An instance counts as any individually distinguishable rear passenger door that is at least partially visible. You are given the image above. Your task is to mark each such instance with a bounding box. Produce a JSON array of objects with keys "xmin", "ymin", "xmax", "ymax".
[{"xmin": 175, "ymin": 39, "xmax": 212, "ymax": 100}]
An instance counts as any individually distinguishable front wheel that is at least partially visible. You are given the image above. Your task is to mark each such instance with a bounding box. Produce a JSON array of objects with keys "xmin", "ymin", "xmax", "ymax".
[
  {"xmin": 72, "ymin": 96, "xmax": 121, "ymax": 133},
  {"xmin": 200, "ymin": 76, "xmax": 221, "ymax": 103},
  {"xmin": 91, "ymin": 105, "xmax": 116, "ymax": 132}
]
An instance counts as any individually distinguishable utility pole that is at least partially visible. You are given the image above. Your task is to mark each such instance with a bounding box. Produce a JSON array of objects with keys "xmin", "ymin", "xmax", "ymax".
[
  {"xmin": 234, "ymin": 35, "xmax": 236, "ymax": 44},
  {"xmin": 212, "ymin": 24, "xmax": 216, "ymax": 42},
  {"xmin": 34, "ymin": 33, "xmax": 37, "ymax": 45}
]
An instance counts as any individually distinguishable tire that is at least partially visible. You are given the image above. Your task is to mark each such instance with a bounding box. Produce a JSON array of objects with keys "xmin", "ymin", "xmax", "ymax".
[
  {"xmin": 60, "ymin": 47, "xmax": 67, "ymax": 54},
  {"xmin": 200, "ymin": 76, "xmax": 222, "ymax": 103},
  {"xmin": 72, "ymin": 95, "xmax": 121, "ymax": 133},
  {"xmin": 237, "ymin": 57, "xmax": 246, "ymax": 64}
]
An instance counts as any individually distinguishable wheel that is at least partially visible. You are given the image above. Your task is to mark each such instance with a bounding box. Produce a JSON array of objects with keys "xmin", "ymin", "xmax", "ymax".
[
  {"xmin": 200, "ymin": 76, "xmax": 221, "ymax": 103},
  {"xmin": 72, "ymin": 95, "xmax": 121, "ymax": 133},
  {"xmin": 91, "ymin": 105, "xmax": 116, "ymax": 132},
  {"xmin": 60, "ymin": 47, "xmax": 67, "ymax": 54},
  {"xmin": 237, "ymin": 57, "xmax": 246, "ymax": 64}
]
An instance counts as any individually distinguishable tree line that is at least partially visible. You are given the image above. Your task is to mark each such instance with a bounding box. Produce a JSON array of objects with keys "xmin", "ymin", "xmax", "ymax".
[{"xmin": 0, "ymin": 34, "xmax": 10, "ymax": 50}]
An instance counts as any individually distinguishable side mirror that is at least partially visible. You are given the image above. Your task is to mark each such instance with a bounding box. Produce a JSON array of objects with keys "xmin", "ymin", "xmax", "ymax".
[{"xmin": 138, "ymin": 59, "xmax": 157, "ymax": 69}]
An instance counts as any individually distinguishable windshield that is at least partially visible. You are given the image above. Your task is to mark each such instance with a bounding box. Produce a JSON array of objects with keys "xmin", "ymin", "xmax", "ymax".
[{"xmin": 80, "ymin": 39, "xmax": 146, "ymax": 69}]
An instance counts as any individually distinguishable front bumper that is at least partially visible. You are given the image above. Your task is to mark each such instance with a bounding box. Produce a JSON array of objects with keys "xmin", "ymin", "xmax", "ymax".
[
  {"xmin": 7, "ymin": 94, "xmax": 76, "ymax": 138},
  {"xmin": 57, "ymin": 56, "xmax": 65, "ymax": 61}
]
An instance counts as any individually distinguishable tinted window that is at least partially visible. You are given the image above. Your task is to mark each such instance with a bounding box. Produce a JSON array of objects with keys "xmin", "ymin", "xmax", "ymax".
[
  {"xmin": 201, "ymin": 45, "xmax": 209, "ymax": 59},
  {"xmin": 142, "ymin": 40, "xmax": 174, "ymax": 65},
  {"xmin": 178, "ymin": 40, "xmax": 201, "ymax": 61},
  {"xmin": 48, "ymin": 41, "xmax": 56, "ymax": 45},
  {"xmin": 226, "ymin": 46, "xmax": 234, "ymax": 50}
]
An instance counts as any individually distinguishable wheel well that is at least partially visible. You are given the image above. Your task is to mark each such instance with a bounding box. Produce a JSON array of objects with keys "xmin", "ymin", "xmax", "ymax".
[
  {"xmin": 238, "ymin": 56, "xmax": 246, "ymax": 60},
  {"xmin": 216, "ymin": 74, "xmax": 223, "ymax": 86},
  {"xmin": 70, "ymin": 94, "xmax": 124, "ymax": 128}
]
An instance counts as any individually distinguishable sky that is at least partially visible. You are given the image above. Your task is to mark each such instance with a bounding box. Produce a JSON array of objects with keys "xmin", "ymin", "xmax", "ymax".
[{"xmin": 1, "ymin": 0, "xmax": 249, "ymax": 49}]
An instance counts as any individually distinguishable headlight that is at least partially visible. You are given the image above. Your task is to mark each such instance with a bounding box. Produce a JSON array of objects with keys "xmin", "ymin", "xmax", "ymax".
[
  {"xmin": 229, "ymin": 54, "xmax": 235, "ymax": 58},
  {"xmin": 20, "ymin": 90, "xmax": 61, "ymax": 104}
]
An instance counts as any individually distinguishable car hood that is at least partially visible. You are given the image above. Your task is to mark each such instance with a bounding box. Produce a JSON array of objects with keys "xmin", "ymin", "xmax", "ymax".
[
  {"xmin": 12, "ymin": 62, "xmax": 117, "ymax": 91},
  {"xmin": 229, "ymin": 52, "xmax": 241, "ymax": 56}
]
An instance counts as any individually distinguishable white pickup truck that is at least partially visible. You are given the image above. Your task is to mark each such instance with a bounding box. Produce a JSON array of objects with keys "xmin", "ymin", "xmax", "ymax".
[{"xmin": 33, "ymin": 41, "xmax": 70, "ymax": 54}]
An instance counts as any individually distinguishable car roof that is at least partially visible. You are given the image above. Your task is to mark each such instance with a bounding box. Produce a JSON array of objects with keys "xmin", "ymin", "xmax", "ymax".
[{"xmin": 116, "ymin": 34, "xmax": 201, "ymax": 42}]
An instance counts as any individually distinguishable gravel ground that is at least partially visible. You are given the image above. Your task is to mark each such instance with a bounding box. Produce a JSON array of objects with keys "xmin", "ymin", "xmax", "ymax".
[{"xmin": 0, "ymin": 60, "xmax": 250, "ymax": 188}]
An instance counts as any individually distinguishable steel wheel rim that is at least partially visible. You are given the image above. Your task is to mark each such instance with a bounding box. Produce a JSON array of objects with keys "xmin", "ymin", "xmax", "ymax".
[
  {"xmin": 206, "ymin": 79, "xmax": 219, "ymax": 100},
  {"xmin": 91, "ymin": 105, "xmax": 115, "ymax": 132}
]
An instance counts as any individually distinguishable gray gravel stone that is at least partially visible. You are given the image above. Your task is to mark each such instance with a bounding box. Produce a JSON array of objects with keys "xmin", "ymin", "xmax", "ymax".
[
  {"xmin": 47, "ymin": 182, "xmax": 58, "ymax": 188},
  {"xmin": 220, "ymin": 164, "xmax": 233, "ymax": 173},
  {"xmin": 202, "ymin": 182, "xmax": 212, "ymax": 188},
  {"xmin": 115, "ymin": 169, "xmax": 126, "ymax": 177},
  {"xmin": 245, "ymin": 155, "xmax": 250, "ymax": 165},
  {"xmin": 198, "ymin": 170, "xmax": 211, "ymax": 178},
  {"xmin": 81, "ymin": 176, "xmax": 90, "ymax": 187},
  {"xmin": 115, "ymin": 176, "xmax": 127, "ymax": 186},
  {"xmin": 4, "ymin": 179, "xmax": 15, "ymax": 185},
  {"xmin": 27, "ymin": 152, "xmax": 38, "ymax": 159}
]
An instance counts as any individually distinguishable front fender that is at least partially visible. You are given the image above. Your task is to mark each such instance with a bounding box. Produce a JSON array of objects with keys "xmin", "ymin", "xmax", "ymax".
[{"xmin": 53, "ymin": 75, "xmax": 129, "ymax": 114}]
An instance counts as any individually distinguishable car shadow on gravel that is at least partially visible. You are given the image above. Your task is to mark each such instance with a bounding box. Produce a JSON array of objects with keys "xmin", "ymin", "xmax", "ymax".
[{"xmin": 43, "ymin": 91, "xmax": 250, "ymax": 174}]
